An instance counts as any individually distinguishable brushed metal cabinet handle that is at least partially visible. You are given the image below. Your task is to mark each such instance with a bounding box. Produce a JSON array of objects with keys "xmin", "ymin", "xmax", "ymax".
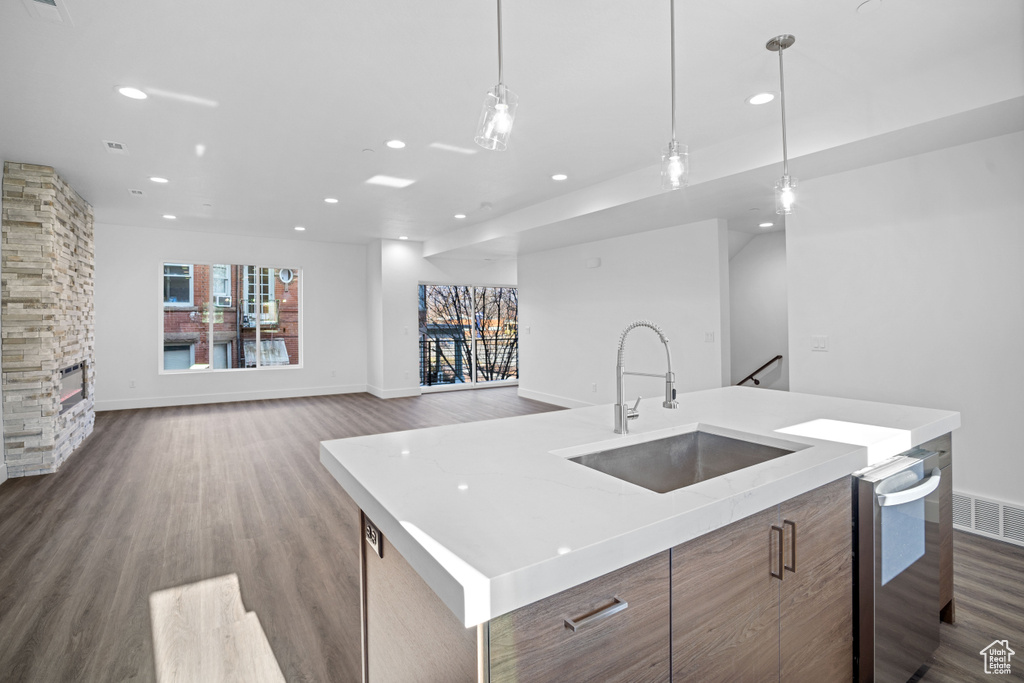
[
  {"xmin": 783, "ymin": 519, "xmax": 796, "ymax": 573},
  {"xmin": 564, "ymin": 597, "xmax": 629, "ymax": 633},
  {"xmin": 770, "ymin": 525, "xmax": 784, "ymax": 580}
]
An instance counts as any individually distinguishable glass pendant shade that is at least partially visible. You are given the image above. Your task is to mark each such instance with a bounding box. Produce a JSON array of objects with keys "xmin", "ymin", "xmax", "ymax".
[
  {"xmin": 475, "ymin": 84, "xmax": 518, "ymax": 152},
  {"xmin": 661, "ymin": 140, "xmax": 689, "ymax": 190},
  {"xmin": 775, "ymin": 175, "xmax": 797, "ymax": 215}
]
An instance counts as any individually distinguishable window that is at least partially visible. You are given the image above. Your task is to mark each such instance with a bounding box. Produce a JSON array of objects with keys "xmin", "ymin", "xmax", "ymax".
[
  {"xmin": 418, "ymin": 284, "xmax": 517, "ymax": 388},
  {"xmin": 162, "ymin": 263, "xmax": 301, "ymax": 372},
  {"xmin": 212, "ymin": 264, "xmax": 231, "ymax": 307},
  {"xmin": 212, "ymin": 341, "xmax": 232, "ymax": 369},
  {"xmin": 243, "ymin": 266, "xmax": 276, "ymax": 327},
  {"xmin": 163, "ymin": 345, "xmax": 194, "ymax": 370},
  {"xmin": 163, "ymin": 264, "xmax": 193, "ymax": 307}
]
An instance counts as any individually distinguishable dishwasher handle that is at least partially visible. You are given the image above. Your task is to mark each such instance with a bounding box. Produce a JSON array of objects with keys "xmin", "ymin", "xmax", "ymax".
[{"xmin": 877, "ymin": 468, "xmax": 942, "ymax": 507}]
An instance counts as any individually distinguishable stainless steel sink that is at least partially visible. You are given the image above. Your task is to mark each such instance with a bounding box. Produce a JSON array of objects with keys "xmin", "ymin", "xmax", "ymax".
[{"xmin": 568, "ymin": 431, "xmax": 798, "ymax": 493}]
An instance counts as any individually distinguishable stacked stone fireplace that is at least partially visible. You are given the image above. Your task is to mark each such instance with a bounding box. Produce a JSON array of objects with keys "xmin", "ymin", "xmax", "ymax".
[{"xmin": 2, "ymin": 162, "xmax": 95, "ymax": 478}]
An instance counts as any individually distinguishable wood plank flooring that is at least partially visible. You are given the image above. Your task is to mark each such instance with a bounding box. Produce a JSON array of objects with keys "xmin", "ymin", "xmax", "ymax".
[
  {"xmin": 918, "ymin": 530, "xmax": 1024, "ymax": 682},
  {"xmin": 0, "ymin": 388, "xmax": 560, "ymax": 683},
  {"xmin": 1, "ymin": 389, "xmax": 1021, "ymax": 682}
]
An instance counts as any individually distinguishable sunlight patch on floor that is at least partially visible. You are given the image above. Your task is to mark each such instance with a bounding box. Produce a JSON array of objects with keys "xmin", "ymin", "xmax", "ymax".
[{"xmin": 150, "ymin": 573, "xmax": 285, "ymax": 682}]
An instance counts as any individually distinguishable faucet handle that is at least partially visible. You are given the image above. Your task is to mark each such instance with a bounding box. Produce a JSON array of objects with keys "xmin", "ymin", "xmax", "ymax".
[{"xmin": 627, "ymin": 396, "xmax": 642, "ymax": 420}]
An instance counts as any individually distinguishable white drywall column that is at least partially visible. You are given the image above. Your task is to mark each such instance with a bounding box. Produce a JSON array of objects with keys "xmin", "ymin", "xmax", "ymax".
[
  {"xmin": 366, "ymin": 239, "xmax": 421, "ymax": 399},
  {"xmin": 787, "ymin": 131, "xmax": 1024, "ymax": 507},
  {"xmin": 518, "ymin": 218, "xmax": 730, "ymax": 408}
]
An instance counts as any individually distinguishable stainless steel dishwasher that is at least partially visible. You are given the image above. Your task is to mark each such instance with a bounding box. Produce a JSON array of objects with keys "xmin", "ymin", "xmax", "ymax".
[{"xmin": 854, "ymin": 447, "xmax": 944, "ymax": 682}]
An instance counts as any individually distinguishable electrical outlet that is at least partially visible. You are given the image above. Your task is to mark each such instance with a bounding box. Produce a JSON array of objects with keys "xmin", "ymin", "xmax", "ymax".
[
  {"xmin": 129, "ymin": 379, "xmax": 136, "ymax": 389},
  {"xmin": 705, "ymin": 331, "xmax": 716, "ymax": 343},
  {"xmin": 331, "ymin": 370, "xmax": 337, "ymax": 378},
  {"xmin": 591, "ymin": 383, "xmax": 598, "ymax": 393}
]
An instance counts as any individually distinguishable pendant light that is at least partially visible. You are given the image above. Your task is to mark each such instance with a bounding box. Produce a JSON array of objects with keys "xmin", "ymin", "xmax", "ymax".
[
  {"xmin": 661, "ymin": 0, "xmax": 688, "ymax": 190},
  {"xmin": 767, "ymin": 34, "xmax": 796, "ymax": 214},
  {"xmin": 475, "ymin": 0, "xmax": 518, "ymax": 151}
]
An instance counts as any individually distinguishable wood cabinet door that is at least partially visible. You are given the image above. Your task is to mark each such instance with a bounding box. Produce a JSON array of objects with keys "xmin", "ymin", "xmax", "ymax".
[
  {"xmin": 489, "ymin": 550, "xmax": 670, "ymax": 683},
  {"xmin": 671, "ymin": 506, "xmax": 781, "ymax": 683},
  {"xmin": 779, "ymin": 477, "xmax": 853, "ymax": 682}
]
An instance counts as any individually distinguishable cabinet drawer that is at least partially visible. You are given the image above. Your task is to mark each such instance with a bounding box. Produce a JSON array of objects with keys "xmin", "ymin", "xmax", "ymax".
[{"xmin": 489, "ymin": 550, "xmax": 670, "ymax": 683}]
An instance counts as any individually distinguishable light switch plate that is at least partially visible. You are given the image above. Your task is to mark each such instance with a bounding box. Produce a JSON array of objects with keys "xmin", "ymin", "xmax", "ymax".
[{"xmin": 812, "ymin": 334, "xmax": 829, "ymax": 352}]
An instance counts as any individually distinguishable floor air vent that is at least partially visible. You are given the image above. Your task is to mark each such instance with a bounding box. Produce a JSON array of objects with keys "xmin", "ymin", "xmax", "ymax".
[{"xmin": 952, "ymin": 490, "xmax": 1024, "ymax": 547}]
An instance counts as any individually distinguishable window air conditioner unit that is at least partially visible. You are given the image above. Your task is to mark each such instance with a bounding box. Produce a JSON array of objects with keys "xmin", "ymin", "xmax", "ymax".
[{"xmin": 214, "ymin": 294, "xmax": 232, "ymax": 308}]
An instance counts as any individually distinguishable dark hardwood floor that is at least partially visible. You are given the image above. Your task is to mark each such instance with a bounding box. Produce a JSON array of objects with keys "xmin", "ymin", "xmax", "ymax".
[
  {"xmin": 0, "ymin": 388, "xmax": 561, "ymax": 682},
  {"xmin": 1, "ymin": 389, "xmax": 1021, "ymax": 682},
  {"xmin": 919, "ymin": 530, "xmax": 1024, "ymax": 682}
]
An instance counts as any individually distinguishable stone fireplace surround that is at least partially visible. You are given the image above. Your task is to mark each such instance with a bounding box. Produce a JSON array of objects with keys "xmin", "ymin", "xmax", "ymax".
[{"xmin": 1, "ymin": 162, "xmax": 95, "ymax": 479}]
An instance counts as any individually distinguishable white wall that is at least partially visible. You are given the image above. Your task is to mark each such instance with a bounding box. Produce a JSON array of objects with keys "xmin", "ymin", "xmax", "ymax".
[
  {"xmin": 518, "ymin": 219, "xmax": 730, "ymax": 408},
  {"xmin": 730, "ymin": 231, "xmax": 789, "ymax": 390},
  {"xmin": 94, "ymin": 223, "xmax": 367, "ymax": 410},
  {"xmin": 365, "ymin": 241, "xmax": 519, "ymax": 398},
  {"xmin": 787, "ymin": 131, "xmax": 1024, "ymax": 507}
]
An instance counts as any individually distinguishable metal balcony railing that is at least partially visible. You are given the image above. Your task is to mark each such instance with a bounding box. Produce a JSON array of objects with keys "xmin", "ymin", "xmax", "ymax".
[{"xmin": 419, "ymin": 336, "xmax": 518, "ymax": 386}]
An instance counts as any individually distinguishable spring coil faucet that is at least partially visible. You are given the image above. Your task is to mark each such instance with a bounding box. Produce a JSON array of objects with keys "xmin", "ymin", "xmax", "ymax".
[{"xmin": 615, "ymin": 320, "xmax": 679, "ymax": 434}]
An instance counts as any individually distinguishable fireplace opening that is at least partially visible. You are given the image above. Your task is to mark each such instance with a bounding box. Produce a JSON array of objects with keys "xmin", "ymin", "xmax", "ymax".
[{"xmin": 59, "ymin": 363, "xmax": 86, "ymax": 414}]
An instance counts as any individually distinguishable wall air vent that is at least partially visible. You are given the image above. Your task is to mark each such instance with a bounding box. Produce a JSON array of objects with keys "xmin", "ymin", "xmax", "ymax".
[
  {"xmin": 22, "ymin": 0, "xmax": 71, "ymax": 25},
  {"xmin": 951, "ymin": 492, "xmax": 971, "ymax": 528},
  {"xmin": 103, "ymin": 140, "xmax": 128, "ymax": 155},
  {"xmin": 128, "ymin": 188, "xmax": 145, "ymax": 197},
  {"xmin": 952, "ymin": 490, "xmax": 1024, "ymax": 548}
]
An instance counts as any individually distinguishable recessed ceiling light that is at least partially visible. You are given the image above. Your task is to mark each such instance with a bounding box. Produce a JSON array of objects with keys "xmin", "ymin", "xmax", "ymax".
[
  {"xmin": 747, "ymin": 92, "xmax": 775, "ymax": 105},
  {"xmin": 365, "ymin": 175, "xmax": 416, "ymax": 188},
  {"xmin": 162, "ymin": 214, "xmax": 176, "ymax": 220},
  {"xmin": 398, "ymin": 236, "xmax": 409, "ymax": 240},
  {"xmin": 385, "ymin": 139, "xmax": 406, "ymax": 149},
  {"xmin": 759, "ymin": 222, "xmax": 774, "ymax": 229},
  {"xmin": 149, "ymin": 176, "xmax": 169, "ymax": 183},
  {"xmin": 294, "ymin": 226, "xmax": 306, "ymax": 231},
  {"xmin": 324, "ymin": 197, "xmax": 339, "ymax": 204},
  {"xmin": 454, "ymin": 213, "xmax": 467, "ymax": 219},
  {"xmin": 551, "ymin": 174, "xmax": 568, "ymax": 181},
  {"xmin": 117, "ymin": 86, "xmax": 147, "ymax": 100}
]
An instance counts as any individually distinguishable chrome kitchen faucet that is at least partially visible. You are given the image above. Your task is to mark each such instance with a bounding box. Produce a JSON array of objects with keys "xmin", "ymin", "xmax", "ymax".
[{"xmin": 614, "ymin": 320, "xmax": 679, "ymax": 434}]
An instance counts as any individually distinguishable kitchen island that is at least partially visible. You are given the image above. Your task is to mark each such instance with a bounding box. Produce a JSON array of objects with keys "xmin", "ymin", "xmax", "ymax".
[{"xmin": 321, "ymin": 386, "xmax": 959, "ymax": 681}]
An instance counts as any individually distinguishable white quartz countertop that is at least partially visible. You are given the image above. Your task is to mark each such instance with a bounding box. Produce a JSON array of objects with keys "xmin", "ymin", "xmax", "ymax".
[{"xmin": 320, "ymin": 386, "xmax": 959, "ymax": 627}]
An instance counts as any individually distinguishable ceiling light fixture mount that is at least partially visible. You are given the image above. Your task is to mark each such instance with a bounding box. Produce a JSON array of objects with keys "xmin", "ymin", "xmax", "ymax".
[
  {"xmin": 767, "ymin": 34, "xmax": 797, "ymax": 215},
  {"xmin": 474, "ymin": 0, "xmax": 518, "ymax": 151},
  {"xmin": 661, "ymin": 0, "xmax": 689, "ymax": 190}
]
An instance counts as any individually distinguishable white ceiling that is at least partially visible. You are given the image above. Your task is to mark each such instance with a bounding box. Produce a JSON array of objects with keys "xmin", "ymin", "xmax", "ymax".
[{"xmin": 1, "ymin": 0, "xmax": 1021, "ymax": 259}]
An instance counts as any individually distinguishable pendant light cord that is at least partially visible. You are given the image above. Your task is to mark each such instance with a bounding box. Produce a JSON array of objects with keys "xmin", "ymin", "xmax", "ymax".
[
  {"xmin": 670, "ymin": 0, "xmax": 677, "ymax": 143},
  {"xmin": 497, "ymin": 0, "xmax": 504, "ymax": 86},
  {"xmin": 778, "ymin": 45, "xmax": 789, "ymax": 177}
]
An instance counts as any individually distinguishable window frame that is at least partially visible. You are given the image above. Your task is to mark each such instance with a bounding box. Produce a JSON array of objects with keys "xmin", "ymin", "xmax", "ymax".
[
  {"xmin": 159, "ymin": 261, "xmax": 302, "ymax": 375},
  {"xmin": 163, "ymin": 263, "xmax": 194, "ymax": 308}
]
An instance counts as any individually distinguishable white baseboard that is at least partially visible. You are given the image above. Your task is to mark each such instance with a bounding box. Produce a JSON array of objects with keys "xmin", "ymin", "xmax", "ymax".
[
  {"xmin": 516, "ymin": 387, "xmax": 595, "ymax": 409},
  {"xmin": 0, "ymin": 463, "xmax": 7, "ymax": 486},
  {"xmin": 94, "ymin": 384, "xmax": 368, "ymax": 412},
  {"xmin": 366, "ymin": 385, "xmax": 422, "ymax": 399}
]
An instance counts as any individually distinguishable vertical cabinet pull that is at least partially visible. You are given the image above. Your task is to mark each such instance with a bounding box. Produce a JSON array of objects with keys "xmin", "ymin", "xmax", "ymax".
[
  {"xmin": 770, "ymin": 525, "xmax": 784, "ymax": 580},
  {"xmin": 564, "ymin": 597, "xmax": 629, "ymax": 633},
  {"xmin": 783, "ymin": 519, "xmax": 797, "ymax": 573}
]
